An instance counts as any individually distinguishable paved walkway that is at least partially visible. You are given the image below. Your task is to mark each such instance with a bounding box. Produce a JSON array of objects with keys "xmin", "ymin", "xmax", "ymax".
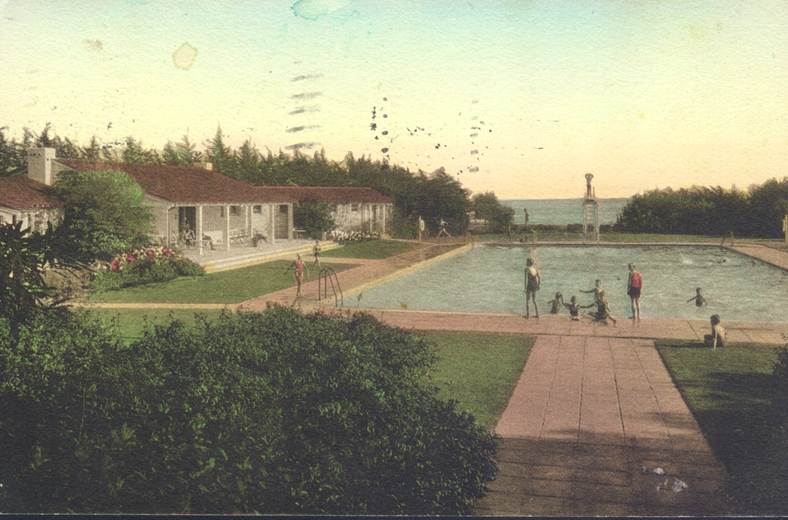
[
  {"xmin": 473, "ymin": 335, "xmax": 731, "ymax": 516},
  {"xmin": 731, "ymin": 243, "xmax": 788, "ymax": 271}
]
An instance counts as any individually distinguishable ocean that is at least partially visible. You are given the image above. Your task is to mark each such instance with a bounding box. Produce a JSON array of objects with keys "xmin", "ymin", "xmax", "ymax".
[{"xmin": 501, "ymin": 198, "xmax": 630, "ymax": 226}]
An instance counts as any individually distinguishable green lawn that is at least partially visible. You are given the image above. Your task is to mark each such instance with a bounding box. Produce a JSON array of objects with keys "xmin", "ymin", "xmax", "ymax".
[
  {"xmin": 321, "ymin": 240, "xmax": 417, "ymax": 259},
  {"xmin": 417, "ymin": 331, "xmax": 534, "ymax": 431},
  {"xmin": 90, "ymin": 308, "xmax": 226, "ymax": 342},
  {"xmin": 656, "ymin": 340, "xmax": 784, "ymax": 514},
  {"xmin": 89, "ymin": 260, "xmax": 356, "ymax": 304}
]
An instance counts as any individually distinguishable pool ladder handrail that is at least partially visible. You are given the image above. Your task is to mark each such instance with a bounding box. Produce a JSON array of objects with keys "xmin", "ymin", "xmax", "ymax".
[{"xmin": 318, "ymin": 267, "xmax": 343, "ymax": 307}]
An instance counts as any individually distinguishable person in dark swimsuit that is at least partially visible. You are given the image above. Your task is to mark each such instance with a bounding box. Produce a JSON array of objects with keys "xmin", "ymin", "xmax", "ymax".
[
  {"xmin": 563, "ymin": 295, "xmax": 593, "ymax": 321},
  {"xmin": 524, "ymin": 258, "xmax": 540, "ymax": 318},
  {"xmin": 687, "ymin": 287, "xmax": 707, "ymax": 307}
]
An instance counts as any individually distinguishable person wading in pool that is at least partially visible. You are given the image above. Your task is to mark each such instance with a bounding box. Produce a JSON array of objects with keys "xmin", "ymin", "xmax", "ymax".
[
  {"xmin": 627, "ymin": 263, "xmax": 642, "ymax": 320},
  {"xmin": 580, "ymin": 279, "xmax": 604, "ymax": 302},
  {"xmin": 284, "ymin": 253, "xmax": 308, "ymax": 299},
  {"xmin": 524, "ymin": 258, "xmax": 541, "ymax": 318},
  {"xmin": 687, "ymin": 287, "xmax": 707, "ymax": 307}
]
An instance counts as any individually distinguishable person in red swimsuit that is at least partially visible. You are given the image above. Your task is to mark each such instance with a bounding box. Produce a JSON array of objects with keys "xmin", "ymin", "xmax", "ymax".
[
  {"xmin": 285, "ymin": 254, "xmax": 308, "ymax": 299},
  {"xmin": 627, "ymin": 263, "xmax": 642, "ymax": 320}
]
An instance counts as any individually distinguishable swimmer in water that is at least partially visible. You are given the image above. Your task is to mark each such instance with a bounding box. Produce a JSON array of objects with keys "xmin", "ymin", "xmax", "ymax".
[{"xmin": 687, "ymin": 287, "xmax": 707, "ymax": 307}]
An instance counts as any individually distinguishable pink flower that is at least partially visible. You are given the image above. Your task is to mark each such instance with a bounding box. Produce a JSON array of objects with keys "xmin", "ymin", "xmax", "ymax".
[
  {"xmin": 162, "ymin": 247, "xmax": 172, "ymax": 258},
  {"xmin": 126, "ymin": 253, "xmax": 136, "ymax": 264},
  {"xmin": 111, "ymin": 258, "xmax": 119, "ymax": 272},
  {"xmin": 147, "ymin": 248, "xmax": 156, "ymax": 259}
]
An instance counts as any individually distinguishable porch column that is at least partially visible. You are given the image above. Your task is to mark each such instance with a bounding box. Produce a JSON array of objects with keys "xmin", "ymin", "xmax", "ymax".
[
  {"xmin": 245, "ymin": 205, "xmax": 251, "ymax": 239},
  {"xmin": 288, "ymin": 204, "xmax": 293, "ymax": 240},
  {"xmin": 382, "ymin": 204, "xmax": 386, "ymax": 234},
  {"xmin": 225, "ymin": 205, "xmax": 231, "ymax": 251},
  {"xmin": 166, "ymin": 207, "xmax": 171, "ymax": 247},
  {"xmin": 269, "ymin": 204, "xmax": 276, "ymax": 244},
  {"xmin": 197, "ymin": 205, "xmax": 204, "ymax": 256}
]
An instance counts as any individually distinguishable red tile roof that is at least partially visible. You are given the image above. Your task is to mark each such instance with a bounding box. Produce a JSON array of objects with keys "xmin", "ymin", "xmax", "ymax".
[
  {"xmin": 0, "ymin": 175, "xmax": 64, "ymax": 210},
  {"xmin": 55, "ymin": 160, "xmax": 298, "ymax": 204},
  {"xmin": 54, "ymin": 160, "xmax": 393, "ymax": 205}
]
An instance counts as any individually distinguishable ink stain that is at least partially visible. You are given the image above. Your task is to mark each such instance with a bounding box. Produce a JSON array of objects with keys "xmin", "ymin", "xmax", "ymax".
[
  {"xmin": 173, "ymin": 42, "xmax": 197, "ymax": 70},
  {"xmin": 286, "ymin": 125, "xmax": 321, "ymax": 133},
  {"xmin": 381, "ymin": 148, "xmax": 389, "ymax": 153},
  {"xmin": 292, "ymin": 92, "xmax": 322, "ymax": 100},
  {"xmin": 285, "ymin": 142, "xmax": 320, "ymax": 150},
  {"xmin": 83, "ymin": 39, "xmax": 103, "ymax": 52},
  {"xmin": 291, "ymin": 73, "xmax": 324, "ymax": 82},
  {"xmin": 370, "ymin": 123, "xmax": 377, "ymax": 131},
  {"xmin": 468, "ymin": 167, "xmax": 479, "ymax": 173},
  {"xmin": 382, "ymin": 131, "xmax": 388, "ymax": 135},
  {"xmin": 289, "ymin": 106, "xmax": 321, "ymax": 115}
]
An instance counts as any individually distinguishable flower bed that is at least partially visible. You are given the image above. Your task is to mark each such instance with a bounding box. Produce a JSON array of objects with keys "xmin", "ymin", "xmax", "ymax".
[{"xmin": 92, "ymin": 246, "xmax": 204, "ymax": 292}]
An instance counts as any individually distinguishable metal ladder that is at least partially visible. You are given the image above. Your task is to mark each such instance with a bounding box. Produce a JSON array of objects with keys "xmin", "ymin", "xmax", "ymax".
[{"xmin": 318, "ymin": 267, "xmax": 344, "ymax": 307}]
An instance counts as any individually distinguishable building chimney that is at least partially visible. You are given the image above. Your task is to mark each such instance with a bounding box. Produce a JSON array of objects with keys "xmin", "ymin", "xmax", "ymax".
[{"xmin": 28, "ymin": 147, "xmax": 57, "ymax": 185}]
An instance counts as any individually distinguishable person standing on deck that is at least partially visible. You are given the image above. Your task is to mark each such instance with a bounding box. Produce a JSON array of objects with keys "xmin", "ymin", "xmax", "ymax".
[
  {"xmin": 627, "ymin": 263, "xmax": 642, "ymax": 320},
  {"xmin": 524, "ymin": 258, "xmax": 540, "ymax": 318},
  {"xmin": 284, "ymin": 253, "xmax": 308, "ymax": 299}
]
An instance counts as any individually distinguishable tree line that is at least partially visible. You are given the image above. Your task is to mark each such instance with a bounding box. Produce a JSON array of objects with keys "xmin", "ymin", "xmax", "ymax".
[
  {"xmin": 1, "ymin": 125, "xmax": 515, "ymax": 237},
  {"xmin": 614, "ymin": 181, "xmax": 788, "ymax": 238}
]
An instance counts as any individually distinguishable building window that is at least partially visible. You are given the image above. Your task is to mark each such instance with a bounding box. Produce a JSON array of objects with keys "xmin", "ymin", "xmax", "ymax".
[
  {"xmin": 351, "ymin": 204, "xmax": 359, "ymax": 212},
  {"xmin": 12, "ymin": 215, "xmax": 18, "ymax": 224},
  {"xmin": 253, "ymin": 205, "xmax": 262, "ymax": 214},
  {"xmin": 0, "ymin": 215, "xmax": 4, "ymax": 224},
  {"xmin": 220, "ymin": 207, "xmax": 224, "ymax": 218},
  {"xmin": 279, "ymin": 205, "xmax": 288, "ymax": 214},
  {"xmin": 230, "ymin": 206, "xmax": 240, "ymax": 216}
]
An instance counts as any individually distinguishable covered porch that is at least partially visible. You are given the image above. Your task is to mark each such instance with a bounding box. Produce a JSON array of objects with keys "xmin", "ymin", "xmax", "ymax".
[{"xmin": 165, "ymin": 202, "xmax": 294, "ymax": 255}]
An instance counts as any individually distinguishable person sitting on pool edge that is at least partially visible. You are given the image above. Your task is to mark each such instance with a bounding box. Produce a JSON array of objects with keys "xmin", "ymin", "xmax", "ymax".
[
  {"xmin": 548, "ymin": 292, "xmax": 564, "ymax": 314},
  {"xmin": 587, "ymin": 289, "xmax": 617, "ymax": 326},
  {"xmin": 687, "ymin": 287, "xmax": 707, "ymax": 307},
  {"xmin": 524, "ymin": 258, "xmax": 540, "ymax": 318},
  {"xmin": 563, "ymin": 295, "xmax": 594, "ymax": 321},
  {"xmin": 704, "ymin": 314, "xmax": 726, "ymax": 349}
]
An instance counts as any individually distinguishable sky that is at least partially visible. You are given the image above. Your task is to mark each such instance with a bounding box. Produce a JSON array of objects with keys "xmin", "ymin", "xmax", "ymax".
[{"xmin": 0, "ymin": 0, "xmax": 786, "ymax": 199}]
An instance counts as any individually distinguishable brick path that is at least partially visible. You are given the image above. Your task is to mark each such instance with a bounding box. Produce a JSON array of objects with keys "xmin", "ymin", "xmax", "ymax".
[{"xmin": 472, "ymin": 335, "xmax": 732, "ymax": 516}]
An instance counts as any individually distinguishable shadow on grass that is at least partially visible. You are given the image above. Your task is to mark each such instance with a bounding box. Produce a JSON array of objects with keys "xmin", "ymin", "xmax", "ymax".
[{"xmin": 658, "ymin": 342, "xmax": 788, "ymax": 514}]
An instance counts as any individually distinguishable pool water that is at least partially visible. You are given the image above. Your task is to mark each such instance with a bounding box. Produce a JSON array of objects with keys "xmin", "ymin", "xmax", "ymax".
[{"xmin": 345, "ymin": 245, "xmax": 788, "ymax": 323}]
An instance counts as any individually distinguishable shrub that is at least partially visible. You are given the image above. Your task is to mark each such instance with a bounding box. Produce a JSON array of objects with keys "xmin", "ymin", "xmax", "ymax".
[
  {"xmin": 0, "ymin": 307, "xmax": 497, "ymax": 514},
  {"xmin": 54, "ymin": 169, "xmax": 152, "ymax": 262},
  {"xmin": 91, "ymin": 249, "xmax": 204, "ymax": 292},
  {"xmin": 169, "ymin": 255, "xmax": 204, "ymax": 277}
]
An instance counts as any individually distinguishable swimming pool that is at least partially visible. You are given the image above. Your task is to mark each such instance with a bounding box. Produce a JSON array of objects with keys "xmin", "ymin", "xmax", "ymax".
[{"xmin": 345, "ymin": 245, "xmax": 788, "ymax": 323}]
